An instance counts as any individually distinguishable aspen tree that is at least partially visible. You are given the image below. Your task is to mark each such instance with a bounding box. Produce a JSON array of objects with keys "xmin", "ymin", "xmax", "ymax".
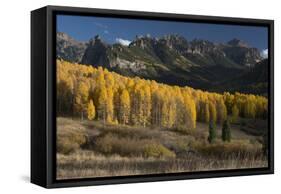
[
  {"xmin": 75, "ymin": 81, "xmax": 89, "ymax": 120},
  {"xmin": 231, "ymin": 105, "xmax": 239, "ymax": 123},
  {"xmin": 216, "ymin": 98, "xmax": 227, "ymax": 123},
  {"xmin": 209, "ymin": 101, "xmax": 217, "ymax": 123},
  {"xmin": 119, "ymin": 89, "xmax": 130, "ymax": 124},
  {"xmin": 183, "ymin": 94, "xmax": 196, "ymax": 129},
  {"xmin": 142, "ymin": 85, "xmax": 152, "ymax": 127},
  {"xmin": 57, "ymin": 60, "xmax": 269, "ymax": 124},
  {"xmin": 106, "ymin": 87, "xmax": 114, "ymax": 123},
  {"xmin": 97, "ymin": 86, "xmax": 108, "ymax": 124},
  {"xmin": 87, "ymin": 100, "xmax": 96, "ymax": 120}
]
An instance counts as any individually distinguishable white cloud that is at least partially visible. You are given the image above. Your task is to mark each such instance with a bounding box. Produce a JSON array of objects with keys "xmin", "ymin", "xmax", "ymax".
[
  {"xmin": 261, "ymin": 49, "xmax": 268, "ymax": 59},
  {"xmin": 116, "ymin": 38, "xmax": 131, "ymax": 46}
]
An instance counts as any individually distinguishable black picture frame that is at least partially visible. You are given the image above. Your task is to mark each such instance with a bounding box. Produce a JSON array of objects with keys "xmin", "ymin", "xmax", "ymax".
[{"xmin": 31, "ymin": 5, "xmax": 274, "ymax": 188}]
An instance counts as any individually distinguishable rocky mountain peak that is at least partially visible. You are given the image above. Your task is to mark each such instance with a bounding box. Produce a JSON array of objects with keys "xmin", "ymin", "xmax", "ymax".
[
  {"xmin": 189, "ymin": 39, "xmax": 216, "ymax": 54},
  {"xmin": 89, "ymin": 35, "xmax": 105, "ymax": 46},
  {"xmin": 158, "ymin": 34, "xmax": 189, "ymax": 51},
  {"xmin": 57, "ymin": 32, "xmax": 72, "ymax": 41},
  {"xmin": 56, "ymin": 32, "xmax": 86, "ymax": 62},
  {"xmin": 57, "ymin": 31, "xmax": 268, "ymax": 95},
  {"xmin": 227, "ymin": 38, "xmax": 249, "ymax": 47},
  {"xmin": 81, "ymin": 35, "xmax": 109, "ymax": 66},
  {"xmin": 130, "ymin": 35, "xmax": 156, "ymax": 49}
]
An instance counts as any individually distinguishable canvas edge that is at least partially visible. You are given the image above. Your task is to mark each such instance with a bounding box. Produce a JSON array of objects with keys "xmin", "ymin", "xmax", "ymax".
[{"xmin": 30, "ymin": 5, "xmax": 274, "ymax": 189}]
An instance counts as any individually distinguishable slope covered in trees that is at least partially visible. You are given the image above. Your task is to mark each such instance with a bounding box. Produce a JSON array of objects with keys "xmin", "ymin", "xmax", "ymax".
[{"xmin": 57, "ymin": 60, "xmax": 268, "ymax": 129}]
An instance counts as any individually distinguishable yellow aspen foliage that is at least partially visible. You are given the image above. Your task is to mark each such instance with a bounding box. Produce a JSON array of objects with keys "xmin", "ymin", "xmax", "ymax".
[
  {"xmin": 106, "ymin": 87, "xmax": 114, "ymax": 123},
  {"xmin": 183, "ymin": 94, "xmax": 196, "ymax": 129},
  {"xmin": 119, "ymin": 89, "xmax": 131, "ymax": 124},
  {"xmin": 167, "ymin": 98, "xmax": 177, "ymax": 128},
  {"xmin": 74, "ymin": 81, "xmax": 89, "ymax": 120},
  {"xmin": 231, "ymin": 105, "xmax": 239, "ymax": 123},
  {"xmin": 142, "ymin": 85, "xmax": 152, "ymax": 127},
  {"xmin": 96, "ymin": 67, "xmax": 106, "ymax": 87},
  {"xmin": 198, "ymin": 100, "xmax": 210, "ymax": 123},
  {"xmin": 159, "ymin": 88, "xmax": 178, "ymax": 128},
  {"xmin": 97, "ymin": 86, "xmax": 108, "ymax": 123},
  {"xmin": 57, "ymin": 60, "xmax": 268, "ymax": 128},
  {"xmin": 87, "ymin": 100, "xmax": 96, "ymax": 120},
  {"xmin": 244, "ymin": 97, "xmax": 256, "ymax": 118},
  {"xmin": 151, "ymin": 88, "xmax": 164, "ymax": 126},
  {"xmin": 105, "ymin": 73, "xmax": 115, "ymax": 88},
  {"xmin": 161, "ymin": 95, "xmax": 171, "ymax": 127},
  {"xmin": 131, "ymin": 84, "xmax": 142, "ymax": 125},
  {"xmin": 216, "ymin": 98, "xmax": 227, "ymax": 123},
  {"xmin": 223, "ymin": 92, "xmax": 234, "ymax": 113},
  {"xmin": 209, "ymin": 101, "xmax": 217, "ymax": 123},
  {"xmin": 204, "ymin": 102, "xmax": 210, "ymax": 123}
]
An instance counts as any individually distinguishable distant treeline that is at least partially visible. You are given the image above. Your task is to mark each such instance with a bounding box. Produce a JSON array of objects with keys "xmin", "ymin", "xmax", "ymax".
[{"xmin": 57, "ymin": 60, "xmax": 268, "ymax": 129}]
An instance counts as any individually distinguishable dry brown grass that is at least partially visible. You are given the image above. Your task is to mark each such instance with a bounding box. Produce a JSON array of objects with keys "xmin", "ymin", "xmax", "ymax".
[
  {"xmin": 57, "ymin": 150, "xmax": 267, "ymax": 180},
  {"xmin": 192, "ymin": 139, "xmax": 263, "ymax": 159},
  {"xmin": 57, "ymin": 118, "xmax": 87, "ymax": 154},
  {"xmin": 56, "ymin": 117, "xmax": 268, "ymax": 180}
]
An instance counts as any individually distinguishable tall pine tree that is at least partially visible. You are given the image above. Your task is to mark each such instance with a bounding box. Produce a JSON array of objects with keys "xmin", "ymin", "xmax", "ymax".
[
  {"xmin": 208, "ymin": 121, "xmax": 216, "ymax": 144},
  {"xmin": 222, "ymin": 119, "xmax": 231, "ymax": 142}
]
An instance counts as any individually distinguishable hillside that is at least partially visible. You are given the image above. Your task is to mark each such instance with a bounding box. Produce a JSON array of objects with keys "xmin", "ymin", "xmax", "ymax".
[
  {"xmin": 56, "ymin": 60, "xmax": 268, "ymax": 179},
  {"xmin": 57, "ymin": 32, "xmax": 87, "ymax": 63},
  {"xmin": 57, "ymin": 32, "xmax": 267, "ymax": 94},
  {"xmin": 57, "ymin": 117, "xmax": 267, "ymax": 179},
  {"xmin": 57, "ymin": 60, "xmax": 268, "ymax": 127},
  {"xmin": 213, "ymin": 59, "xmax": 269, "ymax": 95}
]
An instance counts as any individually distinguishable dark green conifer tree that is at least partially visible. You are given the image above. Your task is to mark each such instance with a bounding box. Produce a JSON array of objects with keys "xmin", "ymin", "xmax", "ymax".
[
  {"xmin": 222, "ymin": 119, "xmax": 231, "ymax": 142},
  {"xmin": 208, "ymin": 121, "xmax": 216, "ymax": 144}
]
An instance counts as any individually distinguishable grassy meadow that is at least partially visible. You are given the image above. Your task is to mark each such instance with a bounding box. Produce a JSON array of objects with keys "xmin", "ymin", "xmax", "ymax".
[
  {"xmin": 57, "ymin": 117, "xmax": 267, "ymax": 180},
  {"xmin": 56, "ymin": 60, "xmax": 268, "ymax": 180}
]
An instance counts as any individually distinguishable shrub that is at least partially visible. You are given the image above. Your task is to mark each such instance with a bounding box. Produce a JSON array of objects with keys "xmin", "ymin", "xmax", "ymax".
[
  {"xmin": 103, "ymin": 126, "xmax": 157, "ymax": 140},
  {"xmin": 95, "ymin": 133, "xmax": 149, "ymax": 156},
  {"xmin": 57, "ymin": 139, "xmax": 79, "ymax": 154},
  {"xmin": 193, "ymin": 140, "xmax": 263, "ymax": 159},
  {"xmin": 95, "ymin": 133, "xmax": 175, "ymax": 158},
  {"xmin": 172, "ymin": 125, "xmax": 197, "ymax": 136},
  {"xmin": 144, "ymin": 143, "xmax": 176, "ymax": 159},
  {"xmin": 57, "ymin": 128, "xmax": 87, "ymax": 154},
  {"xmin": 172, "ymin": 125, "xmax": 205, "ymax": 140},
  {"xmin": 241, "ymin": 120, "xmax": 247, "ymax": 127}
]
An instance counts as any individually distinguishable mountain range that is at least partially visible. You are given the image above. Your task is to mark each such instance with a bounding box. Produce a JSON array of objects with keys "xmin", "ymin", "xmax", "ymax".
[{"xmin": 57, "ymin": 32, "xmax": 268, "ymax": 95}]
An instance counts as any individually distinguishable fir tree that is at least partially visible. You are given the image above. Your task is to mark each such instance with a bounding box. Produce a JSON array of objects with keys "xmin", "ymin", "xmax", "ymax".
[
  {"xmin": 208, "ymin": 121, "xmax": 216, "ymax": 144},
  {"xmin": 222, "ymin": 119, "xmax": 231, "ymax": 142}
]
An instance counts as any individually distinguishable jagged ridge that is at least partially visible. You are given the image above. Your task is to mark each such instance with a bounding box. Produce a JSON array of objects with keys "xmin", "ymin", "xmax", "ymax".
[{"xmin": 56, "ymin": 32, "xmax": 267, "ymax": 94}]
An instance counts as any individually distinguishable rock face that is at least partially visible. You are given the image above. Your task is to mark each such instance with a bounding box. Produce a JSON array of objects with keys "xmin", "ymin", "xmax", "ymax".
[
  {"xmin": 56, "ymin": 32, "xmax": 86, "ymax": 63},
  {"xmin": 223, "ymin": 39, "xmax": 262, "ymax": 68},
  {"xmin": 81, "ymin": 35, "xmax": 110, "ymax": 68},
  {"xmin": 57, "ymin": 32, "xmax": 262, "ymax": 69},
  {"xmin": 227, "ymin": 38, "xmax": 249, "ymax": 47},
  {"xmin": 214, "ymin": 59, "xmax": 269, "ymax": 95},
  {"xmin": 56, "ymin": 32, "xmax": 267, "ymax": 94}
]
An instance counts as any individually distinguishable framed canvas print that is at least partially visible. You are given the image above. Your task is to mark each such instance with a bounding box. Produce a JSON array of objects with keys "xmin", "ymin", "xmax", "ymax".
[{"xmin": 31, "ymin": 5, "xmax": 274, "ymax": 188}]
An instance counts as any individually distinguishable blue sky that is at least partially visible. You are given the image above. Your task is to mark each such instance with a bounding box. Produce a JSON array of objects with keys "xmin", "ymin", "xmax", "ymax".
[{"xmin": 57, "ymin": 14, "xmax": 268, "ymax": 51}]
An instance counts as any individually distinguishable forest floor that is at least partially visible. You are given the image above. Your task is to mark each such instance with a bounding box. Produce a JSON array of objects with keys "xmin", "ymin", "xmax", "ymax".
[{"xmin": 56, "ymin": 117, "xmax": 268, "ymax": 180}]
